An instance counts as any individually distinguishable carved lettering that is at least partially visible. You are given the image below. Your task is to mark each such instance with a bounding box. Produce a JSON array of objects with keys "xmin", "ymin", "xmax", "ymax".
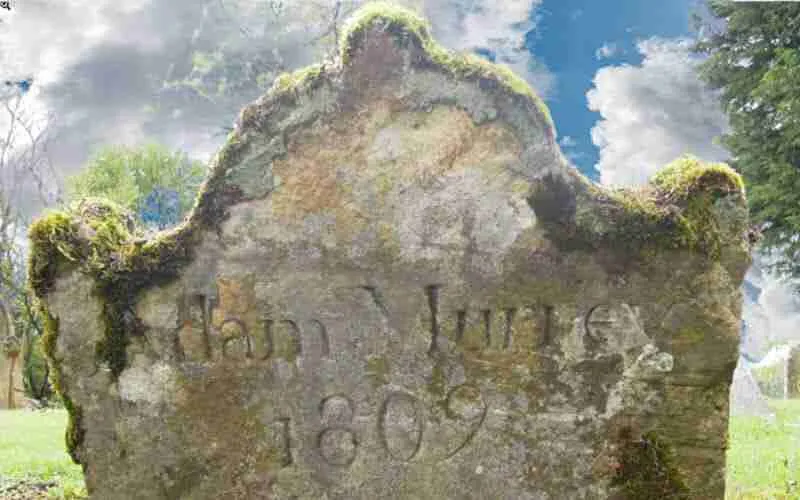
[
  {"xmin": 361, "ymin": 286, "xmax": 391, "ymax": 322},
  {"xmin": 585, "ymin": 304, "xmax": 619, "ymax": 343},
  {"xmin": 262, "ymin": 318, "xmax": 302, "ymax": 361},
  {"xmin": 481, "ymin": 310, "xmax": 491, "ymax": 348},
  {"xmin": 318, "ymin": 427, "xmax": 358, "ymax": 466},
  {"xmin": 261, "ymin": 318, "xmax": 274, "ymax": 360},
  {"xmin": 270, "ymin": 418, "xmax": 293, "ymax": 467},
  {"xmin": 455, "ymin": 310, "xmax": 467, "ymax": 344},
  {"xmin": 308, "ymin": 319, "xmax": 331, "ymax": 358},
  {"xmin": 318, "ymin": 394, "xmax": 358, "ymax": 466},
  {"xmin": 543, "ymin": 305, "xmax": 554, "ymax": 347},
  {"xmin": 503, "ymin": 308, "xmax": 516, "ymax": 350},
  {"xmin": 379, "ymin": 392, "xmax": 424, "ymax": 461},
  {"xmin": 442, "ymin": 384, "xmax": 487, "ymax": 460},
  {"xmin": 175, "ymin": 294, "xmax": 212, "ymax": 361},
  {"xmin": 426, "ymin": 285, "xmax": 441, "ymax": 354},
  {"xmin": 319, "ymin": 394, "xmax": 354, "ymax": 422},
  {"xmin": 175, "ymin": 286, "xmax": 559, "ymax": 362},
  {"xmin": 220, "ymin": 318, "xmax": 251, "ymax": 359},
  {"xmin": 280, "ymin": 319, "xmax": 303, "ymax": 358}
]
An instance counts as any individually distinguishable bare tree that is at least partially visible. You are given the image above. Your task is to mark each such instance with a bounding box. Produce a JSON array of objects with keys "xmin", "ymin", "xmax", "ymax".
[
  {"xmin": 0, "ymin": 80, "xmax": 60, "ymax": 403},
  {"xmin": 0, "ymin": 82, "xmax": 61, "ymax": 249}
]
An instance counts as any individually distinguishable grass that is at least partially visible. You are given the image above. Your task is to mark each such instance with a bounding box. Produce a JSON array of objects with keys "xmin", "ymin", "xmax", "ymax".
[
  {"xmin": 0, "ymin": 400, "xmax": 798, "ymax": 498},
  {"xmin": 0, "ymin": 410, "xmax": 86, "ymax": 499},
  {"xmin": 726, "ymin": 399, "xmax": 800, "ymax": 499}
]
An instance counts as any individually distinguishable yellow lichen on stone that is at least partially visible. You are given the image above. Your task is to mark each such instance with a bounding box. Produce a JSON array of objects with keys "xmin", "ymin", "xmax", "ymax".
[
  {"xmin": 211, "ymin": 276, "xmax": 261, "ymax": 357},
  {"xmin": 267, "ymin": 103, "xmax": 523, "ymax": 246}
]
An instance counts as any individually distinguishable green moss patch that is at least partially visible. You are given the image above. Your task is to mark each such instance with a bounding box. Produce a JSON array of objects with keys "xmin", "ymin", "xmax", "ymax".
[
  {"xmin": 339, "ymin": 2, "xmax": 553, "ymax": 129},
  {"xmin": 612, "ymin": 428, "xmax": 689, "ymax": 499},
  {"xmin": 28, "ymin": 197, "xmax": 213, "ymax": 462},
  {"xmin": 530, "ymin": 156, "xmax": 749, "ymax": 266},
  {"xmin": 270, "ymin": 63, "xmax": 326, "ymax": 95},
  {"xmin": 38, "ymin": 310, "xmax": 84, "ymax": 464},
  {"xmin": 652, "ymin": 156, "xmax": 744, "ymax": 200}
]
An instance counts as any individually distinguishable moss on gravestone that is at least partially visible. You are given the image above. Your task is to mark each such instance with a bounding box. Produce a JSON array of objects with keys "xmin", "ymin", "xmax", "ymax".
[
  {"xmin": 530, "ymin": 155, "xmax": 748, "ymax": 268},
  {"xmin": 338, "ymin": 2, "xmax": 554, "ymax": 129},
  {"xmin": 612, "ymin": 428, "xmax": 689, "ymax": 500}
]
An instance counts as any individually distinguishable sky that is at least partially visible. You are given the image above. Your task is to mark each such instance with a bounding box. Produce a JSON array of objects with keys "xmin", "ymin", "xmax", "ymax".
[
  {"xmin": 0, "ymin": 0, "xmax": 726, "ymax": 197},
  {"xmin": 0, "ymin": 0, "xmax": 797, "ymax": 356},
  {"xmin": 530, "ymin": 0, "xmax": 726, "ymax": 182}
]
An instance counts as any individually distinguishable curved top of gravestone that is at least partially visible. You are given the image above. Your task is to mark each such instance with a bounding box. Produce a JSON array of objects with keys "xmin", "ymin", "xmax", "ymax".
[{"xmin": 28, "ymin": 2, "xmax": 751, "ymax": 301}]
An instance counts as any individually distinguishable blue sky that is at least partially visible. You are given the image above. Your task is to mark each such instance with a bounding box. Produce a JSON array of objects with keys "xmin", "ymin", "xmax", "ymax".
[{"xmin": 528, "ymin": 0, "xmax": 698, "ymax": 180}]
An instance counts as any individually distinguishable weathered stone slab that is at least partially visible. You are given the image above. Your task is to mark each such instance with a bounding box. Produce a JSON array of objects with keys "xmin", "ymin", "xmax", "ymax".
[
  {"xmin": 29, "ymin": 4, "xmax": 752, "ymax": 499},
  {"xmin": 0, "ymin": 300, "xmax": 23, "ymax": 410}
]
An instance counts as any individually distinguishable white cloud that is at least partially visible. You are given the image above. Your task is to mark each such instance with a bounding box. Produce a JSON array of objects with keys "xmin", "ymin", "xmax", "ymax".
[
  {"xmin": 586, "ymin": 37, "xmax": 729, "ymax": 187},
  {"xmin": 420, "ymin": 0, "xmax": 554, "ymax": 98},
  {"xmin": 0, "ymin": 0, "xmax": 551, "ymax": 219},
  {"xmin": 0, "ymin": 0, "xmax": 151, "ymax": 87},
  {"xmin": 594, "ymin": 42, "xmax": 619, "ymax": 60},
  {"xmin": 559, "ymin": 135, "xmax": 577, "ymax": 148},
  {"xmin": 743, "ymin": 254, "xmax": 800, "ymax": 359}
]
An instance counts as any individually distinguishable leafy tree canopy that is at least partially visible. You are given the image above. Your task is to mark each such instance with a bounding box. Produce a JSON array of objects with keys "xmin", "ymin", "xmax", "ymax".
[
  {"xmin": 67, "ymin": 143, "xmax": 206, "ymax": 229},
  {"xmin": 693, "ymin": 1, "xmax": 800, "ymax": 278}
]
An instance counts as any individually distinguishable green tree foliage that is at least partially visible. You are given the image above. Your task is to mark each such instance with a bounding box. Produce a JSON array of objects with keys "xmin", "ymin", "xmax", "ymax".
[
  {"xmin": 693, "ymin": 1, "xmax": 800, "ymax": 278},
  {"xmin": 67, "ymin": 144, "xmax": 206, "ymax": 228}
]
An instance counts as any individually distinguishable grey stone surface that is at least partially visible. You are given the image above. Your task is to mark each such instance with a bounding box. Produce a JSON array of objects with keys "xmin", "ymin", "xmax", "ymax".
[{"xmin": 31, "ymin": 5, "xmax": 753, "ymax": 500}]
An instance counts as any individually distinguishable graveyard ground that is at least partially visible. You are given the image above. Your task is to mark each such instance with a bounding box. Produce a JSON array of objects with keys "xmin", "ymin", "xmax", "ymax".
[{"xmin": 0, "ymin": 401, "xmax": 798, "ymax": 500}]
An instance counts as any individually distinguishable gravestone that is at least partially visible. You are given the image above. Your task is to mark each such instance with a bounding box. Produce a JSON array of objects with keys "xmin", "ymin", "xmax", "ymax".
[
  {"xmin": 29, "ymin": 4, "xmax": 752, "ymax": 499},
  {"xmin": 786, "ymin": 343, "xmax": 800, "ymax": 399},
  {"xmin": 0, "ymin": 300, "xmax": 23, "ymax": 410},
  {"xmin": 729, "ymin": 358, "xmax": 774, "ymax": 419},
  {"xmin": 751, "ymin": 343, "xmax": 799, "ymax": 399}
]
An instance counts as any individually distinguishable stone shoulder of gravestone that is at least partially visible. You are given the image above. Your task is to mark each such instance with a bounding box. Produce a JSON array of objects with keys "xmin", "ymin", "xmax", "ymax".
[{"xmin": 28, "ymin": 4, "xmax": 752, "ymax": 499}]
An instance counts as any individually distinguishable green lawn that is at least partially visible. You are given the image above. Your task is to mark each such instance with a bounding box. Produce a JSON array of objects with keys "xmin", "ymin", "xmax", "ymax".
[
  {"xmin": 0, "ymin": 410, "xmax": 86, "ymax": 499},
  {"xmin": 726, "ymin": 399, "xmax": 800, "ymax": 499},
  {"xmin": 1, "ymin": 401, "xmax": 799, "ymax": 499}
]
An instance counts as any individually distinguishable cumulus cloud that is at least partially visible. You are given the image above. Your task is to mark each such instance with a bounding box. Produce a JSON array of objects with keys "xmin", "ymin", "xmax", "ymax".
[
  {"xmin": 743, "ymin": 253, "xmax": 800, "ymax": 359},
  {"xmin": 0, "ymin": 0, "xmax": 551, "ymax": 218},
  {"xmin": 558, "ymin": 135, "xmax": 577, "ymax": 148},
  {"xmin": 422, "ymin": 0, "xmax": 554, "ymax": 98},
  {"xmin": 557, "ymin": 135, "xmax": 585, "ymax": 164},
  {"xmin": 586, "ymin": 37, "xmax": 729, "ymax": 186},
  {"xmin": 594, "ymin": 42, "xmax": 619, "ymax": 60}
]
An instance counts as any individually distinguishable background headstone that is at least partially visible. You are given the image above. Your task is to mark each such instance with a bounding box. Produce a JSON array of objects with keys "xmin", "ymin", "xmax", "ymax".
[
  {"xmin": 751, "ymin": 342, "xmax": 800, "ymax": 399},
  {"xmin": 0, "ymin": 300, "xmax": 23, "ymax": 410},
  {"xmin": 29, "ymin": 5, "xmax": 752, "ymax": 499},
  {"xmin": 787, "ymin": 344, "xmax": 800, "ymax": 399},
  {"xmin": 729, "ymin": 357, "xmax": 775, "ymax": 419}
]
